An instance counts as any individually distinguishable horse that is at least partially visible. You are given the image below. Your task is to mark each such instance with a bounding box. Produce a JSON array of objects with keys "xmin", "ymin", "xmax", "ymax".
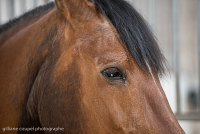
[{"xmin": 0, "ymin": 0, "xmax": 184, "ymax": 133}]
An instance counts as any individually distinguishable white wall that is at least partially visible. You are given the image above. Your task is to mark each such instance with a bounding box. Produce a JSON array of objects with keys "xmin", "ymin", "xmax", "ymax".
[{"xmin": 0, "ymin": 0, "xmax": 53, "ymax": 24}]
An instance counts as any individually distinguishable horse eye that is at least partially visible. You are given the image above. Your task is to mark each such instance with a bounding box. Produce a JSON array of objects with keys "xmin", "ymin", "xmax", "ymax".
[{"xmin": 101, "ymin": 67, "xmax": 126, "ymax": 81}]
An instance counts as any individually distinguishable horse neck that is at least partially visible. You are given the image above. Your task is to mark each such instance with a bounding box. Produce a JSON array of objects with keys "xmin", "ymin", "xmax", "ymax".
[
  {"xmin": 0, "ymin": 8, "xmax": 59, "ymax": 72},
  {"xmin": 0, "ymin": 8, "xmax": 62, "ymax": 128},
  {"xmin": 0, "ymin": 10, "xmax": 52, "ymax": 45}
]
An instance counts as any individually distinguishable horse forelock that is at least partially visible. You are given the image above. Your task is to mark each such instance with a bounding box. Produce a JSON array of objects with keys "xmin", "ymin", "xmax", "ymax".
[{"xmin": 93, "ymin": 0, "xmax": 166, "ymax": 76}]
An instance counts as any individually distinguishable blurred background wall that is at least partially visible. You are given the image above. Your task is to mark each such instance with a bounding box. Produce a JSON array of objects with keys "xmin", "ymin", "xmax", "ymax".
[{"xmin": 0, "ymin": 0, "xmax": 200, "ymax": 133}]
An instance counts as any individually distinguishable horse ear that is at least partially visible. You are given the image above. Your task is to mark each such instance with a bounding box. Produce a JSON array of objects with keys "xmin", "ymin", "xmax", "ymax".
[{"xmin": 55, "ymin": 0, "xmax": 96, "ymax": 21}]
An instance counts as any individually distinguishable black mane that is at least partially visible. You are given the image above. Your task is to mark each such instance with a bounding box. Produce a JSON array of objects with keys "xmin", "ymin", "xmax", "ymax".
[
  {"xmin": 94, "ymin": 0, "xmax": 166, "ymax": 75},
  {"xmin": 0, "ymin": 0, "xmax": 165, "ymax": 75}
]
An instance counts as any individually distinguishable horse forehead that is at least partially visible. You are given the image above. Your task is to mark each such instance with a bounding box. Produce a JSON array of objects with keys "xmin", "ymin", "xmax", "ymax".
[
  {"xmin": 77, "ymin": 20, "xmax": 126, "ymax": 51},
  {"xmin": 76, "ymin": 16, "xmax": 118, "ymax": 40},
  {"xmin": 76, "ymin": 25, "xmax": 128, "ymax": 63}
]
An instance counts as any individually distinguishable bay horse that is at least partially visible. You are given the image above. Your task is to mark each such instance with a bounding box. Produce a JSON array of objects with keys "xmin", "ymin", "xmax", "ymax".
[{"xmin": 0, "ymin": 0, "xmax": 184, "ymax": 133}]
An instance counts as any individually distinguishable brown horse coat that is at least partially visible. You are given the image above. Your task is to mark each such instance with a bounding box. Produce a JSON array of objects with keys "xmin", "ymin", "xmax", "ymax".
[{"xmin": 0, "ymin": 0, "xmax": 184, "ymax": 134}]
